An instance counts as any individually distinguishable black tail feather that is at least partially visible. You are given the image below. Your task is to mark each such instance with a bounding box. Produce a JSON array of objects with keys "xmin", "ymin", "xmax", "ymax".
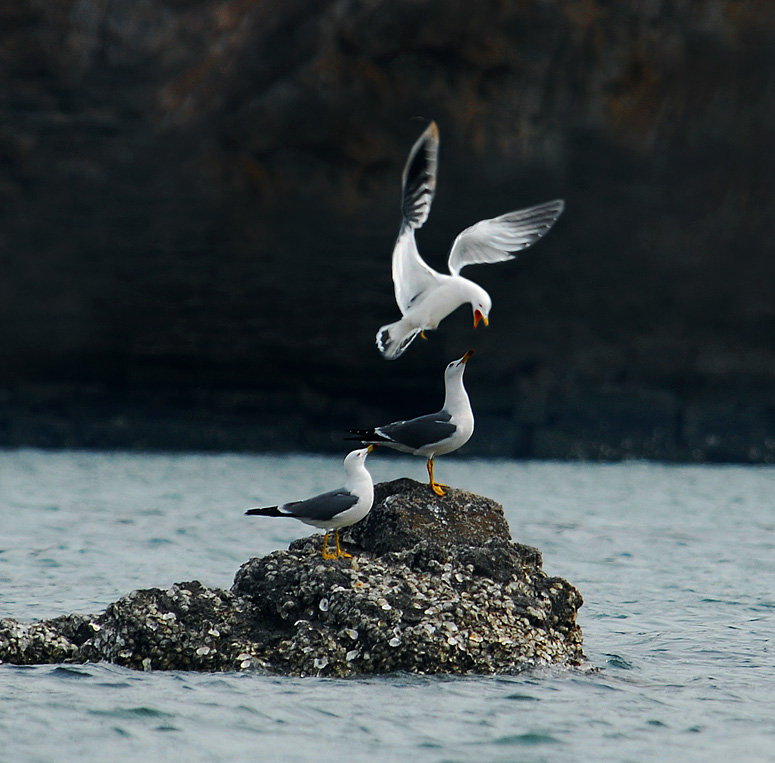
[
  {"xmin": 345, "ymin": 428, "xmax": 388, "ymax": 443},
  {"xmin": 245, "ymin": 506, "xmax": 282, "ymax": 517}
]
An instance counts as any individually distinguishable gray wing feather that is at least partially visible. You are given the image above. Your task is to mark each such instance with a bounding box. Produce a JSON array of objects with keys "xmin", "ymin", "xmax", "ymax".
[
  {"xmin": 380, "ymin": 411, "xmax": 455, "ymax": 451},
  {"xmin": 447, "ymin": 199, "xmax": 565, "ymax": 276},
  {"xmin": 282, "ymin": 489, "xmax": 358, "ymax": 522}
]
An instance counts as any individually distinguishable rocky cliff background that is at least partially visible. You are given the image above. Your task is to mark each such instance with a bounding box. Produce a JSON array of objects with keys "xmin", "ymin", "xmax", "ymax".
[{"xmin": 2, "ymin": 0, "xmax": 774, "ymax": 460}]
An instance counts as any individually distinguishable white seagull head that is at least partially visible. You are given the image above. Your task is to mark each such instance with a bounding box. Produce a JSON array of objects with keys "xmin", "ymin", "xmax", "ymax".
[
  {"xmin": 343, "ymin": 445, "xmax": 375, "ymax": 473},
  {"xmin": 444, "ymin": 349, "xmax": 474, "ymax": 382},
  {"xmin": 464, "ymin": 281, "xmax": 492, "ymax": 329}
]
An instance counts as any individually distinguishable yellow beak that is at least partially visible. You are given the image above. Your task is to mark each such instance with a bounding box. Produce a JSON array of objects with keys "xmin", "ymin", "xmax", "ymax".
[{"xmin": 474, "ymin": 310, "xmax": 489, "ymax": 329}]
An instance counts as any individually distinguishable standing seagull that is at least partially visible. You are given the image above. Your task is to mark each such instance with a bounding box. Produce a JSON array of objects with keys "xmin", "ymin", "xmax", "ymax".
[
  {"xmin": 377, "ymin": 121, "xmax": 564, "ymax": 359},
  {"xmin": 347, "ymin": 351, "xmax": 474, "ymax": 496},
  {"xmin": 245, "ymin": 446, "xmax": 375, "ymax": 560}
]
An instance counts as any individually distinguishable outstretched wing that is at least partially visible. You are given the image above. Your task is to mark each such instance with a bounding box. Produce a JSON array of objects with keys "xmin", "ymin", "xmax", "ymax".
[
  {"xmin": 392, "ymin": 228, "xmax": 443, "ymax": 315},
  {"xmin": 401, "ymin": 120, "xmax": 438, "ymax": 229},
  {"xmin": 392, "ymin": 121, "xmax": 443, "ymax": 314},
  {"xmin": 447, "ymin": 199, "xmax": 565, "ymax": 276}
]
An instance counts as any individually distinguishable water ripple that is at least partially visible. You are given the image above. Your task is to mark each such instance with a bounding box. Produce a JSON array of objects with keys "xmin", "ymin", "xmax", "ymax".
[{"xmin": 1, "ymin": 451, "xmax": 774, "ymax": 763}]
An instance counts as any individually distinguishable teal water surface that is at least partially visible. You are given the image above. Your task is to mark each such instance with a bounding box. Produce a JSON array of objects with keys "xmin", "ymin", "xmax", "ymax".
[{"xmin": 1, "ymin": 449, "xmax": 773, "ymax": 762}]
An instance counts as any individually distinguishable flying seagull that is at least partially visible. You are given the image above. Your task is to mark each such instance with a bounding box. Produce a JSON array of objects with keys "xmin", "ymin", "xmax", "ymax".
[
  {"xmin": 347, "ymin": 350, "xmax": 474, "ymax": 496},
  {"xmin": 376, "ymin": 121, "xmax": 564, "ymax": 359},
  {"xmin": 245, "ymin": 446, "xmax": 375, "ymax": 559}
]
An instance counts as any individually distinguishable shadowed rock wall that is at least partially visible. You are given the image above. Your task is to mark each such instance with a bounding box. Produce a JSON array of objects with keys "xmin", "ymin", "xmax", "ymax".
[{"xmin": 2, "ymin": 0, "xmax": 774, "ymax": 460}]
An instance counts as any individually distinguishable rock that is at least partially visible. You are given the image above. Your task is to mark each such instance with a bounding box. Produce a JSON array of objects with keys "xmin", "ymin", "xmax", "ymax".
[
  {"xmin": 231, "ymin": 538, "xmax": 583, "ymax": 676},
  {"xmin": 77, "ymin": 582, "xmax": 259, "ymax": 672},
  {"xmin": 0, "ymin": 615, "xmax": 92, "ymax": 665},
  {"xmin": 346, "ymin": 478, "xmax": 513, "ymax": 554},
  {"xmin": 0, "ymin": 481, "xmax": 584, "ymax": 675}
]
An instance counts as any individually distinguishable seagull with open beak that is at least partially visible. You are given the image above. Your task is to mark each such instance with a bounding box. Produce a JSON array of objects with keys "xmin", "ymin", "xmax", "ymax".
[{"xmin": 376, "ymin": 121, "xmax": 564, "ymax": 359}]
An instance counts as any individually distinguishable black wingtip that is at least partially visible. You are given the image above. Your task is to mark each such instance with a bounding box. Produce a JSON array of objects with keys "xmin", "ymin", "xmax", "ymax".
[
  {"xmin": 245, "ymin": 506, "xmax": 282, "ymax": 517},
  {"xmin": 401, "ymin": 122, "xmax": 438, "ymax": 229},
  {"xmin": 346, "ymin": 428, "xmax": 391, "ymax": 444},
  {"xmin": 345, "ymin": 428, "xmax": 375, "ymax": 438}
]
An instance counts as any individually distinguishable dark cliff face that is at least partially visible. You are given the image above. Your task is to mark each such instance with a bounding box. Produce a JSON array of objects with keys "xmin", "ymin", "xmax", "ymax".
[{"xmin": 2, "ymin": 1, "xmax": 774, "ymax": 459}]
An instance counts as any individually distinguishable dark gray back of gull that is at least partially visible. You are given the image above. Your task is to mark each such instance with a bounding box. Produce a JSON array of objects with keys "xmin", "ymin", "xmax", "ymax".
[
  {"xmin": 381, "ymin": 411, "xmax": 456, "ymax": 450},
  {"xmin": 284, "ymin": 489, "xmax": 359, "ymax": 522}
]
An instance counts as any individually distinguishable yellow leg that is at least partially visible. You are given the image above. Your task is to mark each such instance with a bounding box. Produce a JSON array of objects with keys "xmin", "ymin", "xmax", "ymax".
[
  {"xmin": 321, "ymin": 531, "xmax": 337, "ymax": 560},
  {"xmin": 427, "ymin": 457, "xmax": 447, "ymax": 496},
  {"xmin": 334, "ymin": 530, "xmax": 353, "ymax": 558},
  {"xmin": 420, "ymin": 331, "xmax": 428, "ymax": 340}
]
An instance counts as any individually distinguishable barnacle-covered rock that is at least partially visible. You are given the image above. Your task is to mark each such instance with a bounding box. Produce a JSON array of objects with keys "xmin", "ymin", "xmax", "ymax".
[
  {"xmin": 0, "ymin": 480, "xmax": 584, "ymax": 674},
  {"xmin": 76, "ymin": 582, "xmax": 261, "ymax": 672},
  {"xmin": 347, "ymin": 478, "xmax": 512, "ymax": 554},
  {"xmin": 232, "ymin": 537, "xmax": 583, "ymax": 676},
  {"xmin": 0, "ymin": 615, "xmax": 92, "ymax": 665}
]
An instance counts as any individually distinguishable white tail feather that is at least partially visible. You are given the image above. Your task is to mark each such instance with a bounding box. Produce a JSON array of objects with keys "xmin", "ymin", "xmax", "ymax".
[{"xmin": 376, "ymin": 320, "xmax": 422, "ymax": 360}]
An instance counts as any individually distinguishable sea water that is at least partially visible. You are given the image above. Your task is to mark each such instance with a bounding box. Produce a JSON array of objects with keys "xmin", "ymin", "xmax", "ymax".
[{"xmin": 1, "ymin": 449, "xmax": 773, "ymax": 762}]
